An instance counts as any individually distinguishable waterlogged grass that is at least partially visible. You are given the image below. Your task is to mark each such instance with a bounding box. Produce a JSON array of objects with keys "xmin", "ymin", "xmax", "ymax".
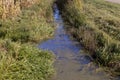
[
  {"xmin": 0, "ymin": 0, "xmax": 55, "ymax": 79},
  {"xmin": 57, "ymin": 0, "xmax": 120, "ymax": 75}
]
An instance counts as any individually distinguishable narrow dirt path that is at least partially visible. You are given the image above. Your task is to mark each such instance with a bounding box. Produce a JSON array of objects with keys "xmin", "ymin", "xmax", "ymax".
[{"xmin": 106, "ymin": 0, "xmax": 120, "ymax": 4}]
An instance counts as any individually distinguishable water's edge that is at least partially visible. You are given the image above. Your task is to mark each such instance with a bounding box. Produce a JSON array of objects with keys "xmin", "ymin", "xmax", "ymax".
[{"xmin": 39, "ymin": 4, "xmax": 119, "ymax": 80}]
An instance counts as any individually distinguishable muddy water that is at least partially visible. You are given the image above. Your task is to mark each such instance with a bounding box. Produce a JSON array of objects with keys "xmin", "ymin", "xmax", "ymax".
[{"xmin": 39, "ymin": 5, "xmax": 119, "ymax": 80}]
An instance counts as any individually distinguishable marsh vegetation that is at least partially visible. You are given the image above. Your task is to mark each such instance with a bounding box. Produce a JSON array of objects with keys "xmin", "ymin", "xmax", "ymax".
[{"xmin": 57, "ymin": 0, "xmax": 120, "ymax": 75}]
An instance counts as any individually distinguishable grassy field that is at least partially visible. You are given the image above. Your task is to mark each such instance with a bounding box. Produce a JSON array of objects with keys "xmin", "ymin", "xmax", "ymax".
[
  {"xmin": 57, "ymin": 0, "xmax": 120, "ymax": 75},
  {"xmin": 0, "ymin": 0, "xmax": 55, "ymax": 80}
]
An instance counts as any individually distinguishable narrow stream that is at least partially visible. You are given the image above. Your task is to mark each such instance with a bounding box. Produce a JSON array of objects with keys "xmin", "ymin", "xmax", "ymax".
[{"xmin": 39, "ymin": 5, "xmax": 119, "ymax": 80}]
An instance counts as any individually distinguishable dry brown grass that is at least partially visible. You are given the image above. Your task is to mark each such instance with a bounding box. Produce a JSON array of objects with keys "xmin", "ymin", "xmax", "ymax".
[{"xmin": 0, "ymin": 0, "xmax": 41, "ymax": 19}]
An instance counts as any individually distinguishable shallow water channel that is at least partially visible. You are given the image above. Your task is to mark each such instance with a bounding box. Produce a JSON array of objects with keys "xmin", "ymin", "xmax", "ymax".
[{"xmin": 39, "ymin": 5, "xmax": 119, "ymax": 80}]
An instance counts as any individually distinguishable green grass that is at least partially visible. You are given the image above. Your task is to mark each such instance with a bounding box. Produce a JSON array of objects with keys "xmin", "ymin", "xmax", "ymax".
[
  {"xmin": 0, "ymin": 39, "xmax": 54, "ymax": 80},
  {"xmin": 0, "ymin": 0, "xmax": 55, "ymax": 79},
  {"xmin": 0, "ymin": 0, "xmax": 54, "ymax": 43},
  {"xmin": 57, "ymin": 0, "xmax": 120, "ymax": 75},
  {"xmin": 84, "ymin": 0, "xmax": 120, "ymax": 41}
]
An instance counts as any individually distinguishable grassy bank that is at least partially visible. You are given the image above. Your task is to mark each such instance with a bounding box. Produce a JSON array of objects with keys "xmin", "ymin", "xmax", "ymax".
[
  {"xmin": 0, "ymin": 0, "xmax": 55, "ymax": 79},
  {"xmin": 57, "ymin": 0, "xmax": 120, "ymax": 75}
]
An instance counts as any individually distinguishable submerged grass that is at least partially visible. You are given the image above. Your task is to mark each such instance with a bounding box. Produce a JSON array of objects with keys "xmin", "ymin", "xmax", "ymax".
[
  {"xmin": 0, "ymin": 0, "xmax": 55, "ymax": 79},
  {"xmin": 57, "ymin": 0, "xmax": 120, "ymax": 75}
]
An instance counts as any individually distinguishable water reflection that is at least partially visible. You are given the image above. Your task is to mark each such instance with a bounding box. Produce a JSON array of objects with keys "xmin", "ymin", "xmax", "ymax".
[{"xmin": 39, "ymin": 4, "xmax": 118, "ymax": 80}]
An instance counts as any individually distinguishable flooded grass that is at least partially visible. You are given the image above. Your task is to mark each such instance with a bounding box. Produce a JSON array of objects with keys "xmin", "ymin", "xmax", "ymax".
[
  {"xmin": 56, "ymin": 0, "xmax": 120, "ymax": 75},
  {"xmin": 39, "ymin": 4, "xmax": 113, "ymax": 80}
]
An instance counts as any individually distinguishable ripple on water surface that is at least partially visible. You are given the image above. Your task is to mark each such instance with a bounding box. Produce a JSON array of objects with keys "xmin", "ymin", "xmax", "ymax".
[{"xmin": 39, "ymin": 4, "xmax": 119, "ymax": 80}]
